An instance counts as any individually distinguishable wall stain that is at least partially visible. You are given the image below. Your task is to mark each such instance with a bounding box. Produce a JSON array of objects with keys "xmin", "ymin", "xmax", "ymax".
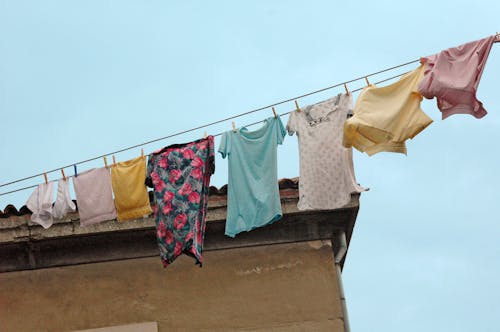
[{"xmin": 236, "ymin": 260, "xmax": 304, "ymax": 276}]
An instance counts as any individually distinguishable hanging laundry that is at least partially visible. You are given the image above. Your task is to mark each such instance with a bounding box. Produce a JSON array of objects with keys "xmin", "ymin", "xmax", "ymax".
[
  {"xmin": 343, "ymin": 65, "xmax": 433, "ymax": 155},
  {"xmin": 287, "ymin": 94, "xmax": 365, "ymax": 210},
  {"xmin": 145, "ymin": 137, "xmax": 214, "ymax": 267},
  {"xmin": 219, "ymin": 116, "xmax": 286, "ymax": 237},
  {"xmin": 72, "ymin": 167, "xmax": 117, "ymax": 227},
  {"xmin": 111, "ymin": 156, "xmax": 152, "ymax": 221},
  {"xmin": 26, "ymin": 182, "xmax": 54, "ymax": 229},
  {"xmin": 418, "ymin": 35, "xmax": 496, "ymax": 119},
  {"xmin": 52, "ymin": 179, "xmax": 76, "ymax": 219}
]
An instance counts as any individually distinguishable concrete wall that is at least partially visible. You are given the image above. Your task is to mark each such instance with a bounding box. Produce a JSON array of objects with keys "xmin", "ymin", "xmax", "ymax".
[{"xmin": 0, "ymin": 241, "xmax": 344, "ymax": 332}]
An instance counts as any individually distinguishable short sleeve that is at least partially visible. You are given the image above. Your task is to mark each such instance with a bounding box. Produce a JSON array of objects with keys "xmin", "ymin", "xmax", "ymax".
[
  {"xmin": 286, "ymin": 111, "xmax": 299, "ymax": 136},
  {"xmin": 218, "ymin": 131, "xmax": 231, "ymax": 158},
  {"xmin": 276, "ymin": 116, "xmax": 286, "ymax": 145}
]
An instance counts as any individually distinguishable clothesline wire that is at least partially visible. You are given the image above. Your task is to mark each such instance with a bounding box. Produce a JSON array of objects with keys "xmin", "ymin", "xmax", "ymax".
[
  {"xmin": 0, "ymin": 70, "xmax": 413, "ymax": 198},
  {"xmin": 0, "ymin": 65, "xmax": 418, "ymax": 194},
  {"xmin": 212, "ymin": 70, "xmax": 413, "ymax": 137}
]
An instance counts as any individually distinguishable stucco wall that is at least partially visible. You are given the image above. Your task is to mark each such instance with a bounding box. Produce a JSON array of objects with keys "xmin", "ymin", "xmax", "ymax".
[{"xmin": 0, "ymin": 241, "xmax": 344, "ymax": 332}]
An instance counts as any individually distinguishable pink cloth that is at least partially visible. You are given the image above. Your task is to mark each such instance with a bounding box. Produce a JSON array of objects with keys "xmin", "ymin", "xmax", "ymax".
[
  {"xmin": 418, "ymin": 35, "xmax": 496, "ymax": 119},
  {"xmin": 72, "ymin": 167, "xmax": 117, "ymax": 227}
]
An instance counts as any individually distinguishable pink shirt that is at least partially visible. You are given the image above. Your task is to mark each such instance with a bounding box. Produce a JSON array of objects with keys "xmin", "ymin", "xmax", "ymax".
[
  {"xmin": 73, "ymin": 167, "xmax": 117, "ymax": 226},
  {"xmin": 418, "ymin": 35, "xmax": 496, "ymax": 119}
]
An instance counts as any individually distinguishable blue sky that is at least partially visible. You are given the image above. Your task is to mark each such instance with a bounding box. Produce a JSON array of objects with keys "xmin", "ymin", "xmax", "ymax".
[{"xmin": 1, "ymin": 1, "xmax": 499, "ymax": 331}]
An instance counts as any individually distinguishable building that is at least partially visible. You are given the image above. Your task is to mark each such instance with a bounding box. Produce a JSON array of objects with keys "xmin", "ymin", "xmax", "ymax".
[{"xmin": 0, "ymin": 179, "xmax": 361, "ymax": 331}]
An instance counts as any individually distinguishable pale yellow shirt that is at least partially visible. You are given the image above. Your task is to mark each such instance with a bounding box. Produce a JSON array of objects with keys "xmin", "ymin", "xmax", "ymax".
[
  {"xmin": 111, "ymin": 156, "xmax": 152, "ymax": 221},
  {"xmin": 343, "ymin": 65, "xmax": 432, "ymax": 155}
]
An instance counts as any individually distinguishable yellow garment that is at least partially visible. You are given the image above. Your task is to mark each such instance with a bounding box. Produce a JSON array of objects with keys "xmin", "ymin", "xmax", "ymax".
[
  {"xmin": 343, "ymin": 65, "xmax": 432, "ymax": 155},
  {"xmin": 111, "ymin": 156, "xmax": 152, "ymax": 221}
]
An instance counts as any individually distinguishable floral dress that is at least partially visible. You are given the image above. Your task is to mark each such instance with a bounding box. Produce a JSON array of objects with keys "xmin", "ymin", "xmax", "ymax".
[{"xmin": 146, "ymin": 136, "xmax": 214, "ymax": 267}]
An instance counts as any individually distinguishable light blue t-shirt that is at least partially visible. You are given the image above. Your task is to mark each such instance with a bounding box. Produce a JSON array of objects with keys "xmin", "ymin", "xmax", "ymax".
[{"xmin": 218, "ymin": 116, "xmax": 286, "ymax": 237}]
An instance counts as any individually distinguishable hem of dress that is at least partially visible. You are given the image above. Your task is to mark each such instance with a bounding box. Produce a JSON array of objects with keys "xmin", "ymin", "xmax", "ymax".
[
  {"xmin": 161, "ymin": 248, "xmax": 203, "ymax": 268},
  {"xmin": 224, "ymin": 213, "xmax": 283, "ymax": 238},
  {"xmin": 297, "ymin": 193, "xmax": 353, "ymax": 211}
]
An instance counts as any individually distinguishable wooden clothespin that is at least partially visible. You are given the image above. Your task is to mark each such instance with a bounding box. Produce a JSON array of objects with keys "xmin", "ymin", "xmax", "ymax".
[
  {"xmin": 294, "ymin": 100, "xmax": 301, "ymax": 112},
  {"xmin": 141, "ymin": 148, "xmax": 144, "ymax": 157},
  {"xmin": 364, "ymin": 77, "xmax": 370, "ymax": 86},
  {"xmin": 272, "ymin": 107, "xmax": 278, "ymax": 118},
  {"xmin": 103, "ymin": 156, "xmax": 109, "ymax": 168},
  {"xmin": 203, "ymin": 131, "xmax": 208, "ymax": 139},
  {"xmin": 112, "ymin": 155, "xmax": 116, "ymax": 166},
  {"xmin": 232, "ymin": 122, "xmax": 237, "ymax": 133},
  {"xmin": 344, "ymin": 83, "xmax": 350, "ymax": 95},
  {"xmin": 61, "ymin": 169, "xmax": 66, "ymax": 181},
  {"xmin": 43, "ymin": 173, "xmax": 48, "ymax": 184}
]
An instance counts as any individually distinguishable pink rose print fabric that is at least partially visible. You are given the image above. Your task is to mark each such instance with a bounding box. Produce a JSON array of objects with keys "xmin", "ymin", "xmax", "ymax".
[{"xmin": 146, "ymin": 137, "xmax": 215, "ymax": 267}]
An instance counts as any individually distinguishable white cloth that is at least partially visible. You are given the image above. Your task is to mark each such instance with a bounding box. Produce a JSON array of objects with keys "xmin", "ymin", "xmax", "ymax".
[
  {"xmin": 53, "ymin": 179, "xmax": 76, "ymax": 219},
  {"xmin": 72, "ymin": 167, "xmax": 117, "ymax": 227},
  {"xmin": 287, "ymin": 93, "xmax": 365, "ymax": 210},
  {"xmin": 26, "ymin": 182, "xmax": 54, "ymax": 229}
]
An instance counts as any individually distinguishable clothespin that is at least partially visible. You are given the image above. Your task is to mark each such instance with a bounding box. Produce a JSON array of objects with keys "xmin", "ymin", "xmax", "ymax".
[
  {"xmin": 73, "ymin": 164, "xmax": 78, "ymax": 178},
  {"xmin": 203, "ymin": 131, "xmax": 208, "ymax": 139},
  {"xmin": 495, "ymin": 32, "xmax": 500, "ymax": 43},
  {"xmin": 232, "ymin": 122, "xmax": 237, "ymax": 133},
  {"xmin": 43, "ymin": 173, "xmax": 48, "ymax": 184},
  {"xmin": 61, "ymin": 169, "xmax": 66, "ymax": 181},
  {"xmin": 344, "ymin": 83, "xmax": 350, "ymax": 95},
  {"xmin": 141, "ymin": 148, "xmax": 144, "ymax": 157},
  {"xmin": 294, "ymin": 100, "xmax": 301, "ymax": 112},
  {"xmin": 103, "ymin": 156, "xmax": 109, "ymax": 169},
  {"xmin": 112, "ymin": 155, "xmax": 116, "ymax": 166},
  {"xmin": 364, "ymin": 77, "xmax": 370, "ymax": 86},
  {"xmin": 272, "ymin": 107, "xmax": 278, "ymax": 118}
]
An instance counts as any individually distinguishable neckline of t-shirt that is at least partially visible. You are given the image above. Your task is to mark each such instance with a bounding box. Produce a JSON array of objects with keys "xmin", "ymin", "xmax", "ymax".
[
  {"xmin": 303, "ymin": 94, "xmax": 348, "ymax": 121},
  {"xmin": 238, "ymin": 117, "xmax": 273, "ymax": 140}
]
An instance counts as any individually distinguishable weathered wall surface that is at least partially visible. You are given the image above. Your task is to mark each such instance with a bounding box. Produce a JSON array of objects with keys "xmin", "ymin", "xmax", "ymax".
[{"xmin": 0, "ymin": 241, "xmax": 344, "ymax": 332}]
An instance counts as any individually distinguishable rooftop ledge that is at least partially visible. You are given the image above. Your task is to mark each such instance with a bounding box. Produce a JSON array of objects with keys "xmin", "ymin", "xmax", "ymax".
[{"xmin": 0, "ymin": 178, "xmax": 360, "ymax": 273}]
